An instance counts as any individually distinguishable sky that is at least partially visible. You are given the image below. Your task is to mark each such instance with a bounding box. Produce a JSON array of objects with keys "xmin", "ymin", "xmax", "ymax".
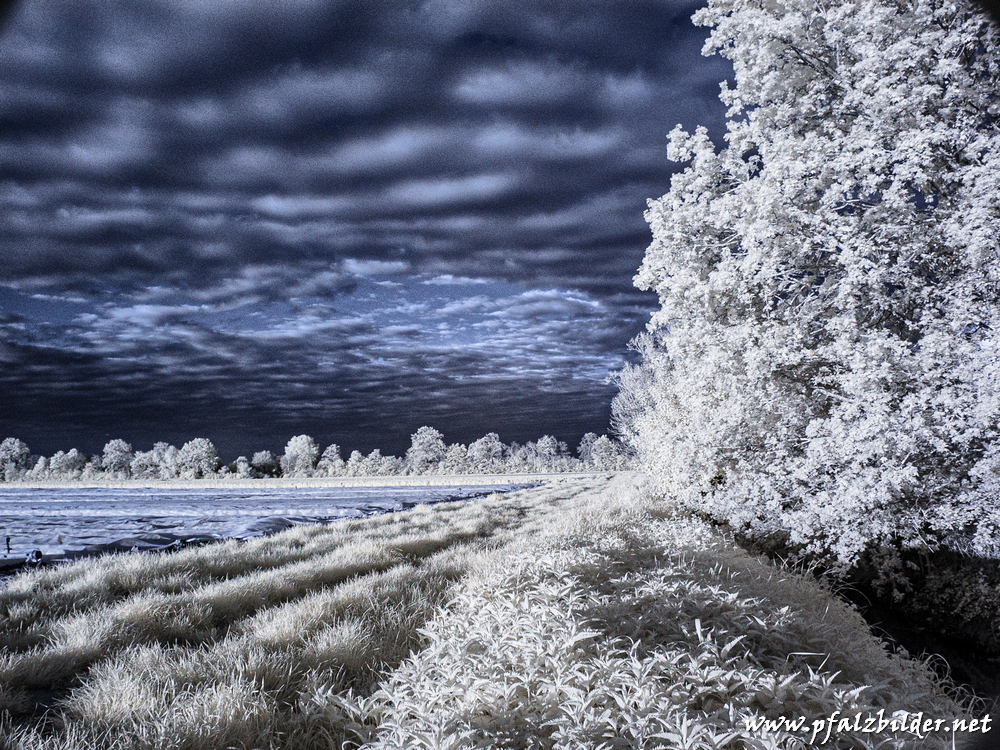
[{"xmin": 0, "ymin": 0, "xmax": 730, "ymax": 460}]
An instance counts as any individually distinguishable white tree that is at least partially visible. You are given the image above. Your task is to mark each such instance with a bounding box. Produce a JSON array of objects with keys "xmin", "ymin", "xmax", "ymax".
[
  {"xmin": 130, "ymin": 442, "xmax": 180, "ymax": 480},
  {"xmin": 354, "ymin": 450, "xmax": 374, "ymax": 476},
  {"xmin": 316, "ymin": 444, "xmax": 346, "ymax": 477},
  {"xmin": 50, "ymin": 448, "xmax": 88, "ymax": 480},
  {"xmin": 232, "ymin": 455, "xmax": 253, "ymax": 479},
  {"xmin": 27, "ymin": 456, "xmax": 48, "ymax": 480},
  {"xmin": 357, "ymin": 448, "xmax": 403, "ymax": 476},
  {"xmin": 613, "ymin": 0, "xmax": 1000, "ymax": 567},
  {"xmin": 101, "ymin": 439, "xmax": 133, "ymax": 479},
  {"xmin": 503, "ymin": 441, "xmax": 529, "ymax": 473},
  {"xmin": 589, "ymin": 435, "xmax": 623, "ymax": 471},
  {"xmin": 156, "ymin": 443, "xmax": 180, "ymax": 479},
  {"xmin": 466, "ymin": 433, "xmax": 504, "ymax": 474},
  {"xmin": 131, "ymin": 449, "xmax": 159, "ymax": 479},
  {"xmin": 377, "ymin": 451, "xmax": 405, "ymax": 476},
  {"xmin": 280, "ymin": 434, "xmax": 320, "ymax": 478},
  {"xmin": 80, "ymin": 458, "xmax": 102, "ymax": 480},
  {"xmin": 251, "ymin": 450, "xmax": 279, "ymax": 478},
  {"xmin": 177, "ymin": 438, "xmax": 218, "ymax": 479},
  {"xmin": 577, "ymin": 433, "xmax": 599, "ymax": 467},
  {"xmin": 345, "ymin": 450, "xmax": 365, "ymax": 476},
  {"xmin": 0, "ymin": 438, "xmax": 31, "ymax": 482},
  {"xmin": 440, "ymin": 443, "xmax": 469, "ymax": 475},
  {"xmin": 405, "ymin": 426, "xmax": 447, "ymax": 475},
  {"xmin": 532, "ymin": 435, "xmax": 570, "ymax": 472}
]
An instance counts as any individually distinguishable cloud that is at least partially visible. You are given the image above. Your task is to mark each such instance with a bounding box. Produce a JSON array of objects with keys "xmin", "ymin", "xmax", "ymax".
[
  {"xmin": 423, "ymin": 275, "xmax": 490, "ymax": 286},
  {"xmin": 325, "ymin": 126, "xmax": 448, "ymax": 174},
  {"xmin": 342, "ymin": 258, "xmax": 410, "ymax": 276},
  {"xmin": 453, "ymin": 60, "xmax": 586, "ymax": 106},
  {"xmin": 385, "ymin": 172, "xmax": 519, "ymax": 208},
  {"xmin": 239, "ymin": 65, "xmax": 392, "ymax": 123},
  {"xmin": 251, "ymin": 194, "xmax": 354, "ymax": 219}
]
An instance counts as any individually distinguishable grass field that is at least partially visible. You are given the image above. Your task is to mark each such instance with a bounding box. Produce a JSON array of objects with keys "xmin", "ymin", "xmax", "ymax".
[{"xmin": 0, "ymin": 473, "xmax": 980, "ymax": 749}]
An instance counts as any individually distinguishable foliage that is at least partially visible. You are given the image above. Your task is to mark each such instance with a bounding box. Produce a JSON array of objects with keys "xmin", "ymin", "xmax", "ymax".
[
  {"xmin": 316, "ymin": 444, "xmax": 346, "ymax": 477},
  {"xmin": 230, "ymin": 455, "xmax": 253, "ymax": 479},
  {"xmin": 48, "ymin": 448, "xmax": 88, "ymax": 480},
  {"xmin": 577, "ymin": 432, "xmax": 600, "ymax": 465},
  {"xmin": 343, "ymin": 448, "xmax": 400, "ymax": 476},
  {"xmin": 0, "ymin": 438, "xmax": 31, "ymax": 482},
  {"xmin": 466, "ymin": 433, "xmax": 505, "ymax": 474},
  {"xmin": 405, "ymin": 426, "xmax": 448, "ymax": 474},
  {"xmin": 360, "ymin": 448, "xmax": 405, "ymax": 476},
  {"xmin": 440, "ymin": 443, "xmax": 469, "ymax": 474},
  {"xmin": 344, "ymin": 449, "xmax": 365, "ymax": 476},
  {"xmin": 613, "ymin": 0, "xmax": 1000, "ymax": 568},
  {"xmin": 100, "ymin": 440, "xmax": 133, "ymax": 480},
  {"xmin": 506, "ymin": 436, "xmax": 574, "ymax": 473},
  {"xmin": 128, "ymin": 442, "xmax": 180, "ymax": 480},
  {"xmin": 177, "ymin": 439, "xmax": 219, "ymax": 480},
  {"xmin": 590, "ymin": 434, "xmax": 627, "ymax": 471},
  {"xmin": 281, "ymin": 435, "xmax": 320, "ymax": 478},
  {"xmin": 251, "ymin": 450, "xmax": 280, "ymax": 478},
  {"xmin": 0, "ymin": 429, "xmax": 627, "ymax": 482}
]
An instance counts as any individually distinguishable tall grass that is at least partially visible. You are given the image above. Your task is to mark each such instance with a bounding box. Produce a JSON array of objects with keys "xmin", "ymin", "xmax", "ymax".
[
  {"xmin": 315, "ymin": 483, "xmax": 970, "ymax": 749},
  {"xmin": 0, "ymin": 474, "xmax": 975, "ymax": 749},
  {"xmin": 0, "ymin": 476, "xmax": 607, "ymax": 748}
]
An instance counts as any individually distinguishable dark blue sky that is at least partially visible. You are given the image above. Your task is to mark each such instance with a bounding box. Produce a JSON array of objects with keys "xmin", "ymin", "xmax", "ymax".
[{"xmin": 0, "ymin": 0, "xmax": 730, "ymax": 460}]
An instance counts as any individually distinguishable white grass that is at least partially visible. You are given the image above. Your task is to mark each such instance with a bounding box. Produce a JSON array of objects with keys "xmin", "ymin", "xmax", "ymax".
[{"xmin": 0, "ymin": 474, "xmax": 975, "ymax": 749}]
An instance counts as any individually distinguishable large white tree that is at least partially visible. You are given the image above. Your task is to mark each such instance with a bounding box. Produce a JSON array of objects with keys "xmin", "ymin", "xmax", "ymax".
[
  {"xmin": 0, "ymin": 438, "xmax": 31, "ymax": 482},
  {"xmin": 49, "ymin": 448, "xmax": 88, "ymax": 480},
  {"xmin": 280, "ymin": 434, "xmax": 320, "ymax": 478},
  {"xmin": 177, "ymin": 438, "xmax": 219, "ymax": 479},
  {"xmin": 466, "ymin": 433, "xmax": 504, "ymax": 474},
  {"xmin": 405, "ymin": 426, "xmax": 447, "ymax": 474},
  {"xmin": 101, "ymin": 439, "xmax": 133, "ymax": 479},
  {"xmin": 316, "ymin": 444, "xmax": 346, "ymax": 477},
  {"xmin": 614, "ymin": 0, "xmax": 1000, "ymax": 567}
]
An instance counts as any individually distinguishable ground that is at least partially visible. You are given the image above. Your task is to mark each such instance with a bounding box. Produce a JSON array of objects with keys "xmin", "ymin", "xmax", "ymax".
[{"xmin": 0, "ymin": 473, "xmax": 982, "ymax": 749}]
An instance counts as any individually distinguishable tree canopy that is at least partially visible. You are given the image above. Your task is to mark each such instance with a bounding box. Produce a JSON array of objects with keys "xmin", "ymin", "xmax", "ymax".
[{"xmin": 613, "ymin": 0, "xmax": 1000, "ymax": 567}]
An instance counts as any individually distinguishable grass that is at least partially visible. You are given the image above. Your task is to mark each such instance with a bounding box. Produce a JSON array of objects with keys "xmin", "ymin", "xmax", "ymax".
[{"xmin": 0, "ymin": 474, "xmax": 979, "ymax": 749}]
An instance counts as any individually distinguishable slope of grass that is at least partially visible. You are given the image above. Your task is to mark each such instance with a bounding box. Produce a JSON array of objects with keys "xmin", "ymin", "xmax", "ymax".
[{"xmin": 0, "ymin": 474, "xmax": 977, "ymax": 749}]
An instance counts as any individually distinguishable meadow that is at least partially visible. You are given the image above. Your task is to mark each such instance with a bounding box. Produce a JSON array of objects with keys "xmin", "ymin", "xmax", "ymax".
[{"xmin": 0, "ymin": 474, "xmax": 980, "ymax": 749}]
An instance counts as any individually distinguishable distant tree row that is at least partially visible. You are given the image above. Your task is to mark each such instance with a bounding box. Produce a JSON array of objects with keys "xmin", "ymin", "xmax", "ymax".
[{"xmin": 0, "ymin": 429, "xmax": 627, "ymax": 482}]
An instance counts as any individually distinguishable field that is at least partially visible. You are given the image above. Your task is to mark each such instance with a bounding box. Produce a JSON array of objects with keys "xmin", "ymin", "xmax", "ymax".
[{"xmin": 0, "ymin": 473, "xmax": 979, "ymax": 749}]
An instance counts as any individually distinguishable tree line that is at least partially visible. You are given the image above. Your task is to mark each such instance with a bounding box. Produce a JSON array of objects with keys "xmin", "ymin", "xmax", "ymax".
[{"xmin": 0, "ymin": 428, "xmax": 627, "ymax": 482}]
